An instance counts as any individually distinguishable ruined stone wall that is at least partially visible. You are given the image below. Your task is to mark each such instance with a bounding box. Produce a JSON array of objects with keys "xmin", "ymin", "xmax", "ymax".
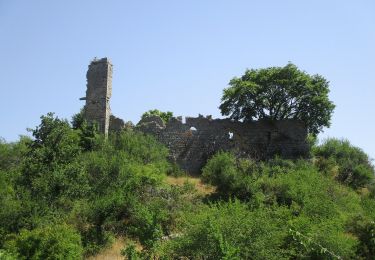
[
  {"xmin": 137, "ymin": 115, "xmax": 308, "ymax": 174},
  {"xmin": 109, "ymin": 115, "xmax": 126, "ymax": 132},
  {"xmin": 79, "ymin": 58, "xmax": 308, "ymax": 174},
  {"xmin": 82, "ymin": 58, "xmax": 113, "ymax": 136}
]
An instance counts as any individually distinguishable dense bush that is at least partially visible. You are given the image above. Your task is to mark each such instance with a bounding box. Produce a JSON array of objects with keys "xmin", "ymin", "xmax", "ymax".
[
  {"xmin": 155, "ymin": 200, "xmax": 290, "ymax": 259},
  {"xmin": 1, "ymin": 113, "xmax": 375, "ymax": 259},
  {"xmin": 0, "ymin": 249, "xmax": 18, "ymax": 260},
  {"xmin": 0, "ymin": 113, "xmax": 184, "ymax": 258},
  {"xmin": 313, "ymin": 138, "xmax": 374, "ymax": 189},
  {"xmin": 72, "ymin": 109, "xmax": 103, "ymax": 151},
  {"xmin": 0, "ymin": 137, "xmax": 29, "ymax": 172},
  {"xmin": 202, "ymin": 152, "xmax": 297, "ymax": 200},
  {"xmin": 200, "ymin": 152, "xmax": 370, "ymax": 258},
  {"xmin": 16, "ymin": 113, "xmax": 89, "ymax": 206},
  {"xmin": 3, "ymin": 224, "xmax": 82, "ymax": 260},
  {"xmin": 201, "ymin": 151, "xmax": 239, "ymax": 196}
]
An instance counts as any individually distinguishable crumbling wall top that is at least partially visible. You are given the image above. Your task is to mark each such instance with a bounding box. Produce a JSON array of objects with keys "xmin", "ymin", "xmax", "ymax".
[{"xmin": 90, "ymin": 57, "xmax": 112, "ymax": 65}]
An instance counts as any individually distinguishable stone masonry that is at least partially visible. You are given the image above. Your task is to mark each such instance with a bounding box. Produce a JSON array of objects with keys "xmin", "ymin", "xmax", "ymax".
[
  {"xmin": 137, "ymin": 115, "xmax": 308, "ymax": 174},
  {"xmin": 80, "ymin": 58, "xmax": 113, "ymax": 136},
  {"xmin": 81, "ymin": 58, "xmax": 308, "ymax": 174}
]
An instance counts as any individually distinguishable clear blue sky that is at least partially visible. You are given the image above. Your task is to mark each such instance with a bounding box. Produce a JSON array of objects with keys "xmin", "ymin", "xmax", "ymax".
[{"xmin": 1, "ymin": 1, "xmax": 374, "ymax": 160}]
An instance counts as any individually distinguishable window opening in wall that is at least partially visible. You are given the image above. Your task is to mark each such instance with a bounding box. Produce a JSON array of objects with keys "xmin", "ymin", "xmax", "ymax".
[{"xmin": 228, "ymin": 131, "xmax": 234, "ymax": 140}]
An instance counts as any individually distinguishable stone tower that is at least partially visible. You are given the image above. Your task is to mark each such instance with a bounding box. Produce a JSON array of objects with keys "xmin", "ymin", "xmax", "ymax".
[{"xmin": 80, "ymin": 58, "xmax": 113, "ymax": 136}]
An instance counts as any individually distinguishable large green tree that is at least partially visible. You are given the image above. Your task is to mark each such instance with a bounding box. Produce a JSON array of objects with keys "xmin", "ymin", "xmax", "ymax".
[{"xmin": 219, "ymin": 63, "xmax": 335, "ymax": 135}]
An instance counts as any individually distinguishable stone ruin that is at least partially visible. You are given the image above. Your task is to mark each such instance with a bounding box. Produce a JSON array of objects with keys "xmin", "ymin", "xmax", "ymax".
[
  {"xmin": 80, "ymin": 58, "xmax": 126, "ymax": 135},
  {"xmin": 80, "ymin": 58, "xmax": 113, "ymax": 136},
  {"xmin": 81, "ymin": 58, "xmax": 309, "ymax": 174},
  {"xmin": 137, "ymin": 115, "xmax": 308, "ymax": 174}
]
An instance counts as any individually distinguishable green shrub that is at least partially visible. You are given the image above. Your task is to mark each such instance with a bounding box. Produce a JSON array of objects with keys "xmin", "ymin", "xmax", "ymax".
[
  {"xmin": 72, "ymin": 109, "xmax": 104, "ymax": 151},
  {"xmin": 0, "ymin": 249, "xmax": 18, "ymax": 260},
  {"xmin": 27, "ymin": 113, "xmax": 81, "ymax": 165},
  {"xmin": 127, "ymin": 202, "xmax": 164, "ymax": 248},
  {"xmin": 4, "ymin": 111, "xmax": 375, "ymax": 259},
  {"xmin": 155, "ymin": 200, "xmax": 290, "ymax": 259},
  {"xmin": 4, "ymin": 224, "xmax": 82, "ymax": 260},
  {"xmin": 20, "ymin": 113, "xmax": 82, "ymax": 199},
  {"xmin": 0, "ymin": 170, "xmax": 28, "ymax": 245},
  {"xmin": 347, "ymin": 215, "xmax": 375, "ymax": 259},
  {"xmin": 121, "ymin": 241, "xmax": 142, "ymax": 260},
  {"xmin": 313, "ymin": 138, "xmax": 374, "ymax": 189},
  {"xmin": 1, "ymin": 113, "xmax": 178, "ymax": 257},
  {"xmin": 0, "ymin": 137, "xmax": 29, "ymax": 171},
  {"xmin": 201, "ymin": 151, "xmax": 239, "ymax": 197},
  {"xmin": 200, "ymin": 152, "xmax": 361, "ymax": 258},
  {"xmin": 266, "ymin": 169, "xmax": 360, "ymax": 258},
  {"xmin": 202, "ymin": 152, "xmax": 300, "ymax": 200},
  {"xmin": 109, "ymin": 131, "xmax": 169, "ymax": 166},
  {"xmin": 70, "ymin": 130, "xmax": 171, "ymax": 253}
]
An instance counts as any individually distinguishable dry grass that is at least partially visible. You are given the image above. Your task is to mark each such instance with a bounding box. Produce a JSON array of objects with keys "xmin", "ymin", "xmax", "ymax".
[
  {"xmin": 86, "ymin": 237, "xmax": 142, "ymax": 260},
  {"xmin": 86, "ymin": 238, "xmax": 124, "ymax": 260},
  {"xmin": 165, "ymin": 175, "xmax": 215, "ymax": 195}
]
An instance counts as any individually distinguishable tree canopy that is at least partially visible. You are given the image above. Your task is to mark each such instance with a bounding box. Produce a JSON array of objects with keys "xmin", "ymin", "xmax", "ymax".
[
  {"xmin": 219, "ymin": 63, "xmax": 335, "ymax": 135},
  {"xmin": 141, "ymin": 109, "xmax": 173, "ymax": 124}
]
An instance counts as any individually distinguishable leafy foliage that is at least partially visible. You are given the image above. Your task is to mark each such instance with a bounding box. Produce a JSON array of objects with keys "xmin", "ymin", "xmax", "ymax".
[
  {"xmin": 121, "ymin": 241, "xmax": 141, "ymax": 259},
  {"xmin": 4, "ymin": 224, "xmax": 82, "ymax": 260},
  {"xmin": 0, "ymin": 137, "xmax": 29, "ymax": 171},
  {"xmin": 313, "ymin": 138, "xmax": 375, "ymax": 189},
  {"xmin": 18, "ymin": 113, "xmax": 85, "ymax": 204},
  {"xmin": 219, "ymin": 63, "xmax": 335, "ymax": 135},
  {"xmin": 155, "ymin": 200, "xmax": 290, "ymax": 259},
  {"xmin": 347, "ymin": 214, "xmax": 375, "ymax": 259},
  {"xmin": 0, "ymin": 249, "xmax": 18, "ymax": 260},
  {"xmin": 1, "ymin": 111, "xmax": 375, "ymax": 259},
  {"xmin": 0, "ymin": 112, "xmax": 183, "ymax": 258},
  {"xmin": 200, "ymin": 152, "xmax": 365, "ymax": 259},
  {"xmin": 72, "ymin": 109, "xmax": 102, "ymax": 151},
  {"xmin": 71, "ymin": 108, "xmax": 85, "ymax": 130},
  {"xmin": 141, "ymin": 109, "xmax": 173, "ymax": 124}
]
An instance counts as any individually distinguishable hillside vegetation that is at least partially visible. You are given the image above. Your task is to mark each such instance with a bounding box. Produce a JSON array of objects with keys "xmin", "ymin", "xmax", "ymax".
[{"xmin": 1, "ymin": 112, "xmax": 375, "ymax": 259}]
